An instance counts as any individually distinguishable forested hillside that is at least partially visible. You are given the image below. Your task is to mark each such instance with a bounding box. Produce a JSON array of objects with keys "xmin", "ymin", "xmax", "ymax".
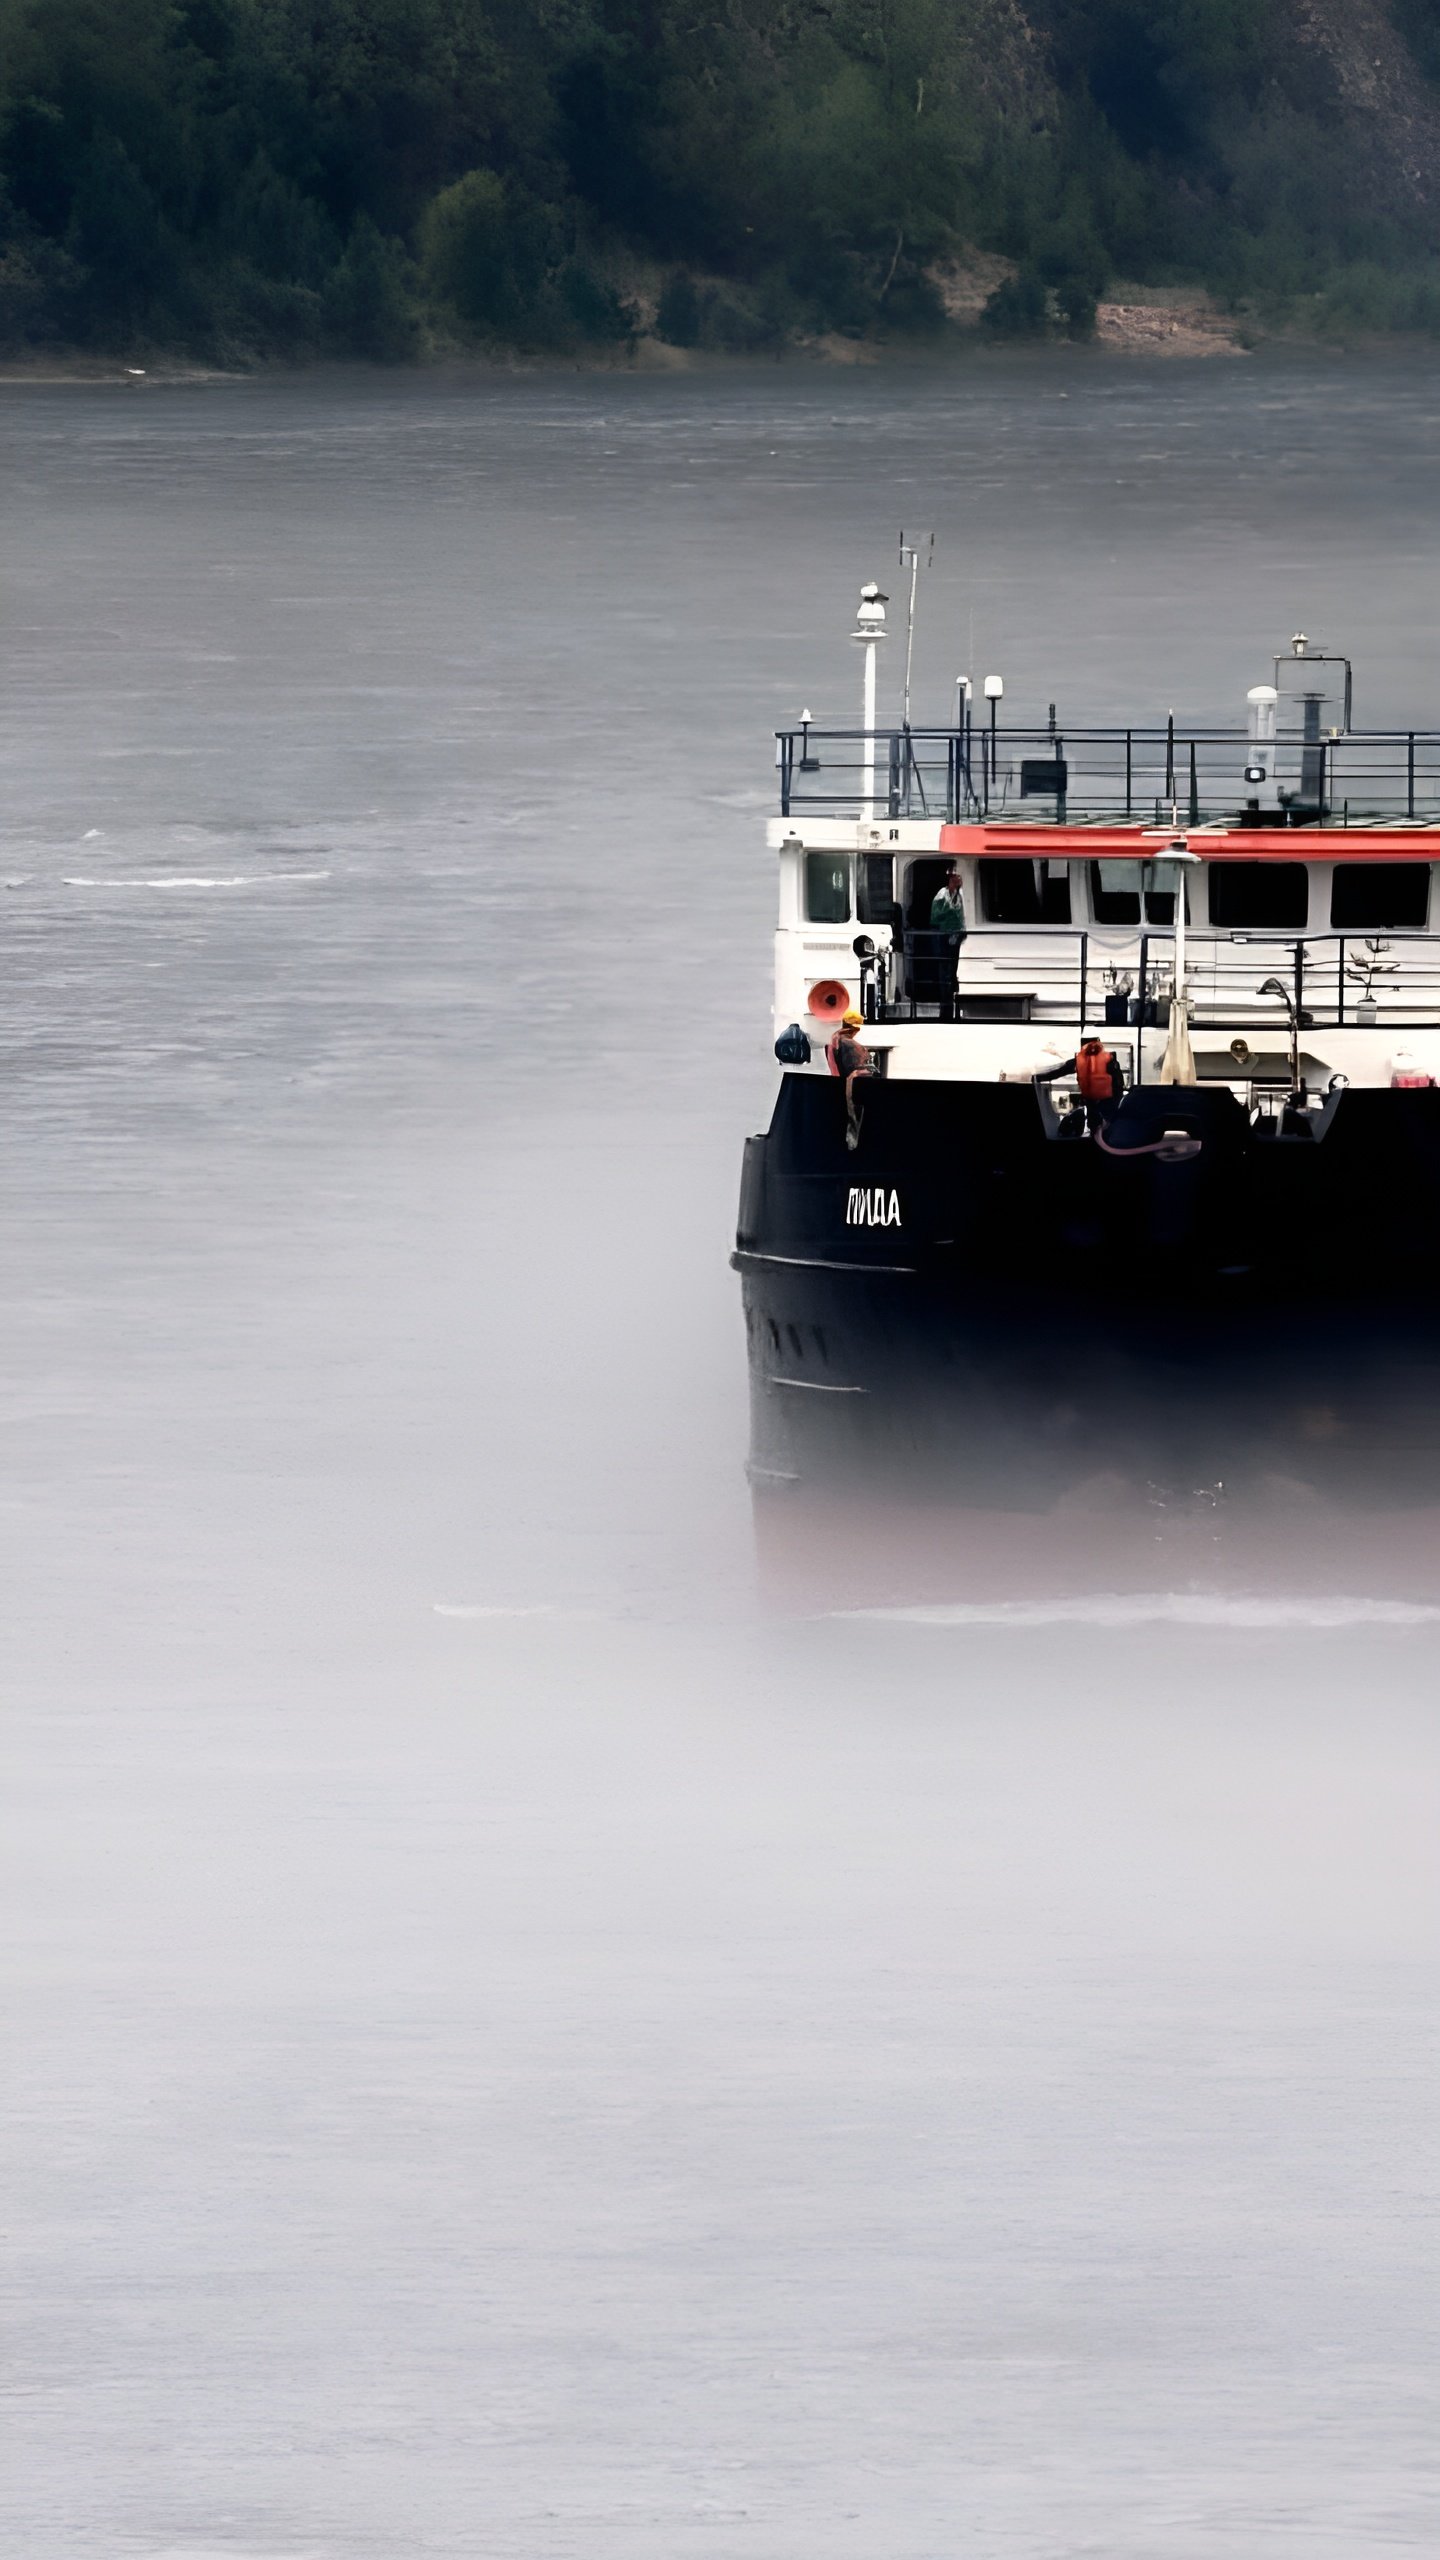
[{"xmin": 2, "ymin": 1, "xmax": 1440, "ymax": 361}]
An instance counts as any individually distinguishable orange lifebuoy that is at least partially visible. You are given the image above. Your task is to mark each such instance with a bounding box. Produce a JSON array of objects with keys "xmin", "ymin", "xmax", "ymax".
[{"xmin": 808, "ymin": 979, "xmax": 851, "ymax": 1019}]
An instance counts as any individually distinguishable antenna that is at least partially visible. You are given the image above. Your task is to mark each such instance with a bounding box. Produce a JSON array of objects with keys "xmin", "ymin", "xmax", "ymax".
[{"xmin": 898, "ymin": 531, "xmax": 934, "ymax": 728}]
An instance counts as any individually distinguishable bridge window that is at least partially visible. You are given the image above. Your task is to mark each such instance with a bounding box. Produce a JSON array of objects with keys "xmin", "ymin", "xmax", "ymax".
[
  {"xmin": 980, "ymin": 859, "xmax": 1072, "ymax": 924},
  {"xmin": 1089, "ymin": 860, "xmax": 1141, "ymax": 925},
  {"xmin": 804, "ymin": 852, "xmax": 850, "ymax": 922},
  {"xmin": 1207, "ymin": 862, "xmax": 1309, "ymax": 929},
  {"xmin": 1330, "ymin": 863, "xmax": 1429, "ymax": 930},
  {"xmin": 1139, "ymin": 860, "xmax": 1190, "ymax": 926},
  {"xmin": 1088, "ymin": 860, "xmax": 1191, "ymax": 926},
  {"xmin": 857, "ymin": 854, "xmax": 895, "ymax": 924}
]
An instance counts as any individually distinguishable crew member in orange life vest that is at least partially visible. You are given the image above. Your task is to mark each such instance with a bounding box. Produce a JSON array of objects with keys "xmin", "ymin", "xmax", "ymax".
[
  {"xmin": 1036, "ymin": 1036, "xmax": 1126, "ymax": 1135},
  {"xmin": 826, "ymin": 1008, "xmax": 874, "ymax": 1151}
]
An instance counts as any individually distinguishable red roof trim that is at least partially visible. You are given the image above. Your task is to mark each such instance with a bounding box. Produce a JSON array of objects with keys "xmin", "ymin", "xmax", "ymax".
[{"xmin": 938, "ymin": 825, "xmax": 1440, "ymax": 863}]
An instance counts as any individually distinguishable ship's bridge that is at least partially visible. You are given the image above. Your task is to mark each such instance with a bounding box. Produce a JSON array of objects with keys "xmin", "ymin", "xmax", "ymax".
[
  {"xmin": 770, "ymin": 618, "xmax": 1440, "ymax": 1095},
  {"xmin": 771, "ymin": 749, "xmax": 1440, "ymax": 1101},
  {"xmin": 777, "ymin": 814, "xmax": 1440, "ymax": 1045}
]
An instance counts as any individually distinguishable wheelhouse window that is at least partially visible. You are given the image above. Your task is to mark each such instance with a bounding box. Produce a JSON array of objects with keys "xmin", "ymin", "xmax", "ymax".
[
  {"xmin": 1207, "ymin": 862, "xmax": 1309, "ymax": 930},
  {"xmin": 857, "ymin": 854, "xmax": 895, "ymax": 924},
  {"xmin": 804, "ymin": 851, "xmax": 850, "ymax": 923},
  {"xmin": 1088, "ymin": 860, "xmax": 1140, "ymax": 925},
  {"xmin": 1330, "ymin": 863, "xmax": 1430, "ymax": 930},
  {"xmin": 1086, "ymin": 860, "xmax": 1187, "ymax": 926},
  {"xmin": 1139, "ymin": 859, "xmax": 1190, "ymax": 927},
  {"xmin": 979, "ymin": 859, "xmax": 1072, "ymax": 925}
]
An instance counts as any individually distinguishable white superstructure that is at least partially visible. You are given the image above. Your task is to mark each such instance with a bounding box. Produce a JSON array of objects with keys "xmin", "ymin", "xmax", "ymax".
[{"xmin": 769, "ymin": 593, "xmax": 1440, "ymax": 1117}]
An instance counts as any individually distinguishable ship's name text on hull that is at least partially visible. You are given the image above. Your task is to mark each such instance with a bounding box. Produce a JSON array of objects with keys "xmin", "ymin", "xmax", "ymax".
[{"xmin": 846, "ymin": 1186, "xmax": 902, "ymax": 1228}]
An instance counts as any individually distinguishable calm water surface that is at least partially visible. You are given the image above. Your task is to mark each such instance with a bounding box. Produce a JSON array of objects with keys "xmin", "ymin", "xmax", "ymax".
[{"xmin": 1, "ymin": 356, "xmax": 1437, "ymax": 2556}]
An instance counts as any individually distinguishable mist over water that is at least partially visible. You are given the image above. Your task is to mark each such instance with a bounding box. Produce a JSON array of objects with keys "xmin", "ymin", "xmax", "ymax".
[{"xmin": 2, "ymin": 357, "xmax": 1438, "ymax": 2556}]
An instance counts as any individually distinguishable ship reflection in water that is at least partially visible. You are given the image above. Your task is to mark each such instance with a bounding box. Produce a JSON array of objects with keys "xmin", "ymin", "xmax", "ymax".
[{"xmin": 742, "ymin": 1276, "xmax": 1440, "ymax": 1618}]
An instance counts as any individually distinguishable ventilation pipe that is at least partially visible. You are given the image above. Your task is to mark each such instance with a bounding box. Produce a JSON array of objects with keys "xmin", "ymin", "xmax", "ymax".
[{"xmin": 1300, "ymin": 692, "xmax": 1326, "ymax": 810}]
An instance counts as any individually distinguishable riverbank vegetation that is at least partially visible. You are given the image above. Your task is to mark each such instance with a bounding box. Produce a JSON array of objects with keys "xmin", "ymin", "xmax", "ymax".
[{"xmin": 2, "ymin": 2, "xmax": 1440, "ymax": 362}]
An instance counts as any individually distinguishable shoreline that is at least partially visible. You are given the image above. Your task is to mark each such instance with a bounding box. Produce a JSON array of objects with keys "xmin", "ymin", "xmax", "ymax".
[{"xmin": 0, "ymin": 306, "xmax": 1431, "ymax": 387}]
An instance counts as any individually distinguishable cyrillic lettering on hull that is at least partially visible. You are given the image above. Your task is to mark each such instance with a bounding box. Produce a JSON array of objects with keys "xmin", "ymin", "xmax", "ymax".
[{"xmin": 846, "ymin": 1186, "xmax": 902, "ymax": 1228}]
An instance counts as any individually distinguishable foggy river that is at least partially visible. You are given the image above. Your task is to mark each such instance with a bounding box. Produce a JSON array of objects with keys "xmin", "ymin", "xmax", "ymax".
[{"xmin": 2, "ymin": 356, "xmax": 1437, "ymax": 2555}]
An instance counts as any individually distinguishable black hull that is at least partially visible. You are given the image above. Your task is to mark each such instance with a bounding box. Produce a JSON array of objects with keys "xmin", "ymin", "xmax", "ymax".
[
  {"xmin": 737, "ymin": 1074, "xmax": 1440, "ymax": 1307},
  {"xmin": 735, "ymin": 1078, "xmax": 1440, "ymax": 1608}
]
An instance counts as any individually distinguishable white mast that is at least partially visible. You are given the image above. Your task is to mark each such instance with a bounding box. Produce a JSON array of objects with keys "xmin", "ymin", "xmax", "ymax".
[
  {"xmin": 1159, "ymin": 838, "xmax": 1201, "ymax": 1085},
  {"xmin": 852, "ymin": 581, "xmax": 888, "ymax": 821}
]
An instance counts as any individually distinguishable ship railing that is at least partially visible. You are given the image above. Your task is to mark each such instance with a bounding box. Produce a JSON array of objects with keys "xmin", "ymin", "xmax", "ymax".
[
  {"xmin": 1162, "ymin": 932, "xmax": 1440, "ymax": 1035},
  {"xmin": 864, "ymin": 928, "xmax": 1440, "ymax": 1060},
  {"xmin": 777, "ymin": 725, "xmax": 1440, "ymax": 827}
]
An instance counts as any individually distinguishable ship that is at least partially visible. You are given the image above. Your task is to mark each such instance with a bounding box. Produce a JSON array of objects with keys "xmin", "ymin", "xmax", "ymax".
[{"xmin": 733, "ymin": 585, "xmax": 1440, "ymax": 1606}]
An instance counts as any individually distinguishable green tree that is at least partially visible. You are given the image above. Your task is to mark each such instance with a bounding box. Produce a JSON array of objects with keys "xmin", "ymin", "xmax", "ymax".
[
  {"xmin": 324, "ymin": 211, "xmax": 417, "ymax": 356},
  {"xmin": 655, "ymin": 267, "xmax": 700, "ymax": 344},
  {"xmin": 419, "ymin": 166, "xmax": 555, "ymax": 336},
  {"xmin": 982, "ymin": 263, "xmax": 1048, "ymax": 336}
]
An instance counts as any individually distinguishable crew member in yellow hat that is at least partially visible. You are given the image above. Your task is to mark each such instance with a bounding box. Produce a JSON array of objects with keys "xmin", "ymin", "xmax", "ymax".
[{"xmin": 826, "ymin": 1008, "xmax": 873, "ymax": 1151}]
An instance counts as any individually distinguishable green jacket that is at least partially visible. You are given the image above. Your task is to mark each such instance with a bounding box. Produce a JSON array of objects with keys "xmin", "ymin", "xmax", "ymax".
[{"xmin": 929, "ymin": 888, "xmax": 966, "ymax": 934}]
